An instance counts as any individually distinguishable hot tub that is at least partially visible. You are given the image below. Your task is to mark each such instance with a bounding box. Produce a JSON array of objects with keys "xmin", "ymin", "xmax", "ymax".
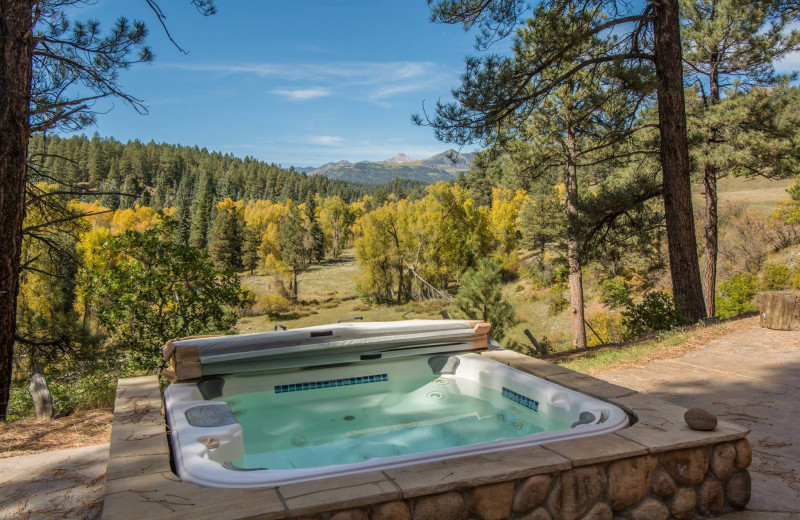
[{"xmin": 163, "ymin": 321, "xmax": 629, "ymax": 488}]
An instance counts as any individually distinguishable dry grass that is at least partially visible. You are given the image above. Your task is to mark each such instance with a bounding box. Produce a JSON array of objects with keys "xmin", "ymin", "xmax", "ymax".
[
  {"xmin": 0, "ymin": 410, "xmax": 113, "ymax": 458},
  {"xmin": 554, "ymin": 315, "xmax": 760, "ymax": 375},
  {"xmin": 691, "ymin": 176, "xmax": 793, "ymax": 215}
]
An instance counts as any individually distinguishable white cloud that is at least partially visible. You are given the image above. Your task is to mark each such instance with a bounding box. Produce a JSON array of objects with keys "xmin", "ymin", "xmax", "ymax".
[
  {"xmin": 774, "ymin": 51, "xmax": 800, "ymax": 74},
  {"xmin": 306, "ymin": 135, "xmax": 344, "ymax": 146},
  {"xmin": 163, "ymin": 60, "xmax": 454, "ymax": 103},
  {"xmin": 270, "ymin": 87, "xmax": 331, "ymax": 100}
]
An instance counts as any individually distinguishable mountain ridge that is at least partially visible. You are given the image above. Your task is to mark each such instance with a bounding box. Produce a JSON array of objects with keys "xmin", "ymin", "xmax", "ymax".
[{"xmin": 297, "ymin": 149, "xmax": 475, "ymax": 184}]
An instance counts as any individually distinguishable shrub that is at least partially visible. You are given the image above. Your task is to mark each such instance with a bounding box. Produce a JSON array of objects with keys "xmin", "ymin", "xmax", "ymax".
[
  {"xmin": 551, "ymin": 261, "xmax": 569, "ymax": 284},
  {"xmin": 6, "ymin": 385, "xmax": 34, "ymax": 421},
  {"xmin": 548, "ymin": 285, "xmax": 569, "ymax": 316},
  {"xmin": 598, "ymin": 277, "xmax": 632, "ymax": 309},
  {"xmin": 622, "ymin": 291, "xmax": 687, "ymax": 340},
  {"xmin": 585, "ymin": 311, "xmax": 626, "ymax": 346},
  {"xmin": 762, "ymin": 264, "xmax": 792, "ymax": 291},
  {"xmin": 716, "ymin": 273, "xmax": 760, "ymax": 319},
  {"xmin": 245, "ymin": 293, "xmax": 292, "ymax": 318}
]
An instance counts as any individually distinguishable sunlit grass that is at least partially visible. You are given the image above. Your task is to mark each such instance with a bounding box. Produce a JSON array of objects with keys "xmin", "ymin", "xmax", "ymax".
[{"xmin": 555, "ymin": 315, "xmax": 758, "ymax": 375}]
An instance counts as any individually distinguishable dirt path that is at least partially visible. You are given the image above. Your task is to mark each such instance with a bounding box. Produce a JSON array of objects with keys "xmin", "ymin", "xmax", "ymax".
[{"xmin": 596, "ymin": 326, "xmax": 800, "ymax": 518}]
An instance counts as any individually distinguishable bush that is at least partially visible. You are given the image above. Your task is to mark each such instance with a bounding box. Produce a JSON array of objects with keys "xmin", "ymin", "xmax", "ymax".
[
  {"xmin": 716, "ymin": 273, "xmax": 760, "ymax": 319},
  {"xmin": 762, "ymin": 264, "xmax": 792, "ymax": 291},
  {"xmin": 548, "ymin": 285, "xmax": 569, "ymax": 316},
  {"xmin": 6, "ymin": 385, "xmax": 34, "ymax": 421},
  {"xmin": 551, "ymin": 261, "xmax": 569, "ymax": 284},
  {"xmin": 598, "ymin": 277, "xmax": 632, "ymax": 309},
  {"xmin": 622, "ymin": 292, "xmax": 687, "ymax": 340},
  {"xmin": 585, "ymin": 311, "xmax": 626, "ymax": 346},
  {"xmin": 243, "ymin": 293, "xmax": 292, "ymax": 318}
]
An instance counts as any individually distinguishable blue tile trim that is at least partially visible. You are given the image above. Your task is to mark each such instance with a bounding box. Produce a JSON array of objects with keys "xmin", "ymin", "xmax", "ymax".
[
  {"xmin": 502, "ymin": 387, "xmax": 539, "ymax": 412},
  {"xmin": 275, "ymin": 373, "xmax": 388, "ymax": 394}
]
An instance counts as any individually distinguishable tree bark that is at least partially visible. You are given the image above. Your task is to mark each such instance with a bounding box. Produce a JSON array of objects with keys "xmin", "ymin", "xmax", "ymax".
[
  {"xmin": 565, "ymin": 125, "xmax": 587, "ymax": 349},
  {"xmin": 702, "ymin": 68, "xmax": 721, "ymax": 317},
  {"xmin": 703, "ymin": 162, "xmax": 719, "ymax": 316},
  {"xmin": 0, "ymin": 2, "xmax": 34, "ymax": 421},
  {"xmin": 652, "ymin": 0, "xmax": 707, "ymax": 321}
]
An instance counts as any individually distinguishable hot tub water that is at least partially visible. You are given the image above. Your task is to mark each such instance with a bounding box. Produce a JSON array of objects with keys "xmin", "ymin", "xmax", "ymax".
[{"xmin": 222, "ymin": 373, "xmax": 572, "ymax": 470}]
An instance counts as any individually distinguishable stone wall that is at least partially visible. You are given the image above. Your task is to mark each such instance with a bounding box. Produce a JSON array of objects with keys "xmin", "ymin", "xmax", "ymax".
[{"xmin": 318, "ymin": 440, "xmax": 752, "ymax": 520}]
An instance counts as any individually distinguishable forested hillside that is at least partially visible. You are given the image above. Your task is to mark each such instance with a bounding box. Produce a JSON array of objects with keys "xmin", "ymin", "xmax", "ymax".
[{"xmin": 29, "ymin": 134, "xmax": 427, "ymax": 208}]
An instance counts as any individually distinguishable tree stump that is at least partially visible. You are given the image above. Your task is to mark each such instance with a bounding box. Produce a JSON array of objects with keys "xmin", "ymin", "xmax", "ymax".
[
  {"xmin": 759, "ymin": 291, "xmax": 800, "ymax": 330},
  {"xmin": 29, "ymin": 364, "xmax": 54, "ymax": 420}
]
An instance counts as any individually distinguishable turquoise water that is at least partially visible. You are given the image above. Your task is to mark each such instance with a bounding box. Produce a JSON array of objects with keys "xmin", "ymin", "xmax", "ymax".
[{"xmin": 221, "ymin": 375, "xmax": 571, "ymax": 470}]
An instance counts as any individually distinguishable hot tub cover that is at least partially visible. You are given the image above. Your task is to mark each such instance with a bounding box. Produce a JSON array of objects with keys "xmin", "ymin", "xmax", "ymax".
[{"xmin": 161, "ymin": 320, "xmax": 491, "ymax": 381}]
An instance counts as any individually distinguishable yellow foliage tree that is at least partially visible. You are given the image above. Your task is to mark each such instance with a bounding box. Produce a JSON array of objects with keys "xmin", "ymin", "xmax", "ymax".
[{"xmin": 488, "ymin": 187, "xmax": 527, "ymax": 269}]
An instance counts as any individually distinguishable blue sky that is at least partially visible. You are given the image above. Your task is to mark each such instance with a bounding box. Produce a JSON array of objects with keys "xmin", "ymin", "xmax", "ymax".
[
  {"xmin": 62, "ymin": 2, "xmax": 484, "ymax": 168},
  {"xmin": 61, "ymin": 2, "xmax": 800, "ymax": 169}
]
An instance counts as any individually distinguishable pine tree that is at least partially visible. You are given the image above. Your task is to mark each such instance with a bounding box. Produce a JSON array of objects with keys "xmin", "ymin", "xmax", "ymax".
[
  {"xmin": 152, "ymin": 173, "xmax": 168, "ymax": 212},
  {"xmin": 87, "ymin": 133, "xmax": 107, "ymax": 187},
  {"xmin": 101, "ymin": 180, "xmax": 121, "ymax": 210},
  {"xmin": 208, "ymin": 200, "xmax": 244, "ymax": 270},
  {"xmin": 452, "ymin": 259, "xmax": 516, "ymax": 341},
  {"xmin": 189, "ymin": 171, "xmax": 214, "ymax": 250},
  {"xmin": 120, "ymin": 173, "xmax": 139, "ymax": 210},
  {"xmin": 304, "ymin": 195, "xmax": 325, "ymax": 263},
  {"xmin": 174, "ymin": 175, "xmax": 193, "ymax": 245},
  {"xmin": 241, "ymin": 225, "xmax": 261, "ymax": 274},
  {"xmin": 279, "ymin": 202, "xmax": 310, "ymax": 300},
  {"xmin": 682, "ymin": 0, "xmax": 800, "ymax": 316}
]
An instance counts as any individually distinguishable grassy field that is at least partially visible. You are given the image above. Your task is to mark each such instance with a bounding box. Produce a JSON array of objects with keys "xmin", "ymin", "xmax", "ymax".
[
  {"xmin": 239, "ymin": 257, "xmax": 451, "ymax": 334},
  {"xmin": 239, "ymin": 253, "xmax": 600, "ymax": 353},
  {"xmin": 691, "ymin": 175, "xmax": 794, "ymax": 215}
]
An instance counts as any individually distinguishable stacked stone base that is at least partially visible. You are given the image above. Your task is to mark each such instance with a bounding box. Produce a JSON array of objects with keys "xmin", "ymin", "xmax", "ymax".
[{"xmin": 319, "ymin": 440, "xmax": 752, "ymax": 520}]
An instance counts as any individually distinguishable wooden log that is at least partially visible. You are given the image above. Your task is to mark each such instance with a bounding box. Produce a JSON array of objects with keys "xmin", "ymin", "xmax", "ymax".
[{"xmin": 759, "ymin": 291, "xmax": 800, "ymax": 330}]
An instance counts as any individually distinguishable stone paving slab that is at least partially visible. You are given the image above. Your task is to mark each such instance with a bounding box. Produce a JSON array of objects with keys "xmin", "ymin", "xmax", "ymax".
[
  {"xmin": 0, "ymin": 443, "xmax": 109, "ymax": 519},
  {"xmin": 597, "ymin": 327, "xmax": 800, "ymax": 516},
  {"xmin": 383, "ymin": 445, "xmax": 570, "ymax": 498}
]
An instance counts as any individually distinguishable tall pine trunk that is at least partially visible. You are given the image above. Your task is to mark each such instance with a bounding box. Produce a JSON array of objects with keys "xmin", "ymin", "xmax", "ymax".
[
  {"xmin": 652, "ymin": 0, "xmax": 707, "ymax": 321},
  {"xmin": 702, "ymin": 69, "xmax": 721, "ymax": 317},
  {"xmin": 703, "ymin": 163, "xmax": 718, "ymax": 316},
  {"xmin": 0, "ymin": 2, "xmax": 33, "ymax": 421},
  {"xmin": 565, "ymin": 125, "xmax": 587, "ymax": 349}
]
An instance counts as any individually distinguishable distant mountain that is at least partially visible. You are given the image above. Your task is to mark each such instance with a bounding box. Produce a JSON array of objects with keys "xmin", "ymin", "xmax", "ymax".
[
  {"xmin": 385, "ymin": 153, "xmax": 415, "ymax": 164},
  {"xmin": 303, "ymin": 149, "xmax": 475, "ymax": 184},
  {"xmin": 422, "ymin": 150, "xmax": 473, "ymax": 169}
]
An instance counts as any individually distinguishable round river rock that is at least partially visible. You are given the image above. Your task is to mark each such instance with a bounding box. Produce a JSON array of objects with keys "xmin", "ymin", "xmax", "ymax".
[
  {"xmin": 711, "ymin": 442, "xmax": 736, "ymax": 481},
  {"xmin": 726, "ymin": 471, "xmax": 752, "ymax": 509},
  {"xmin": 512, "ymin": 474, "xmax": 552, "ymax": 513},
  {"xmin": 684, "ymin": 408, "xmax": 717, "ymax": 431}
]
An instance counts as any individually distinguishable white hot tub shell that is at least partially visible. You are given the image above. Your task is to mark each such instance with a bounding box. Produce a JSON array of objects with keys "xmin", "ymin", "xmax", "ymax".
[{"xmin": 164, "ymin": 328, "xmax": 629, "ymax": 488}]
